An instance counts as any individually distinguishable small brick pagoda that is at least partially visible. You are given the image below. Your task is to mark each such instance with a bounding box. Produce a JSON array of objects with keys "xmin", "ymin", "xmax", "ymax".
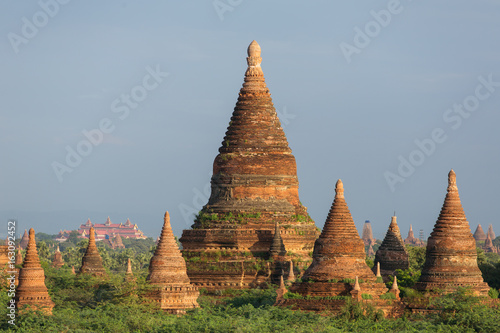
[
  {"xmin": 51, "ymin": 246, "xmax": 64, "ymax": 268},
  {"xmin": 114, "ymin": 234, "xmax": 125, "ymax": 249},
  {"xmin": 373, "ymin": 215, "xmax": 409, "ymax": 279},
  {"xmin": 415, "ymin": 170, "xmax": 490, "ymax": 296},
  {"xmin": 361, "ymin": 221, "xmax": 375, "ymax": 246},
  {"xmin": 19, "ymin": 229, "xmax": 29, "ymax": 250},
  {"xmin": 483, "ymin": 234, "xmax": 499, "ymax": 254},
  {"xmin": 487, "ymin": 224, "xmax": 495, "ymax": 240},
  {"xmin": 404, "ymin": 225, "xmax": 424, "ymax": 247},
  {"xmin": 15, "ymin": 228, "xmax": 55, "ymax": 314},
  {"xmin": 180, "ymin": 40, "xmax": 318, "ymax": 290},
  {"xmin": 146, "ymin": 212, "xmax": 199, "ymax": 314},
  {"xmin": 473, "ymin": 224, "xmax": 487, "ymax": 242},
  {"xmin": 79, "ymin": 227, "xmax": 106, "ymax": 276},
  {"xmin": 279, "ymin": 180, "xmax": 402, "ymax": 317}
]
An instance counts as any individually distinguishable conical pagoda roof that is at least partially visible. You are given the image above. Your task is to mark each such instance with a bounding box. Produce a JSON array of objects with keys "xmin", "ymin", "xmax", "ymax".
[
  {"xmin": 374, "ymin": 215, "xmax": 409, "ymax": 275},
  {"xmin": 269, "ymin": 222, "xmax": 287, "ymax": 256},
  {"xmin": 20, "ymin": 229, "xmax": 29, "ymax": 249},
  {"xmin": 361, "ymin": 221, "xmax": 375, "ymax": 245},
  {"xmin": 15, "ymin": 228, "xmax": 54, "ymax": 313},
  {"xmin": 487, "ymin": 224, "xmax": 496, "ymax": 240},
  {"xmin": 79, "ymin": 227, "xmax": 106, "ymax": 276},
  {"xmin": 147, "ymin": 212, "xmax": 192, "ymax": 285},
  {"xmin": 416, "ymin": 170, "xmax": 489, "ymax": 295},
  {"xmin": 114, "ymin": 234, "xmax": 125, "ymax": 248},
  {"xmin": 302, "ymin": 180, "xmax": 376, "ymax": 281},
  {"xmin": 473, "ymin": 224, "xmax": 487, "ymax": 241},
  {"xmin": 204, "ymin": 40, "xmax": 303, "ymax": 213},
  {"xmin": 217, "ymin": 40, "xmax": 291, "ymax": 156}
]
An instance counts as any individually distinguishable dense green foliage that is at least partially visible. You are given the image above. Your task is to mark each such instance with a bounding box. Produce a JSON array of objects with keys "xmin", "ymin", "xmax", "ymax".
[
  {"xmin": 2, "ymin": 236, "xmax": 499, "ymax": 332},
  {"xmin": 2, "ymin": 266, "xmax": 499, "ymax": 332}
]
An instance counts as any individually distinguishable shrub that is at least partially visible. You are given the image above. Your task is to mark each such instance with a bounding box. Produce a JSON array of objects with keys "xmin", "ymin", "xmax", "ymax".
[{"xmin": 488, "ymin": 287, "xmax": 499, "ymax": 299}]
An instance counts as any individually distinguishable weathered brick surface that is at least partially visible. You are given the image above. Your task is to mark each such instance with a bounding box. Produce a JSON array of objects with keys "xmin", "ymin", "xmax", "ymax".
[
  {"xmin": 15, "ymin": 228, "xmax": 55, "ymax": 314},
  {"xmin": 361, "ymin": 221, "xmax": 375, "ymax": 247},
  {"xmin": 146, "ymin": 212, "xmax": 199, "ymax": 313},
  {"xmin": 79, "ymin": 227, "xmax": 106, "ymax": 276},
  {"xmin": 180, "ymin": 41, "xmax": 318, "ymax": 289},
  {"xmin": 19, "ymin": 229, "xmax": 29, "ymax": 250},
  {"xmin": 473, "ymin": 224, "xmax": 487, "ymax": 242},
  {"xmin": 282, "ymin": 180, "xmax": 404, "ymax": 316},
  {"xmin": 51, "ymin": 246, "xmax": 64, "ymax": 268},
  {"xmin": 373, "ymin": 215, "xmax": 409, "ymax": 278},
  {"xmin": 416, "ymin": 170, "xmax": 490, "ymax": 296},
  {"xmin": 299, "ymin": 180, "xmax": 379, "ymax": 283},
  {"xmin": 404, "ymin": 225, "xmax": 424, "ymax": 247}
]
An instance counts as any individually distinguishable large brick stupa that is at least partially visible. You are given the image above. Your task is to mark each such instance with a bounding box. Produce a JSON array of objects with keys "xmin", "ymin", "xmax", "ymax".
[
  {"xmin": 180, "ymin": 40, "xmax": 318, "ymax": 289},
  {"xmin": 415, "ymin": 170, "xmax": 489, "ymax": 296}
]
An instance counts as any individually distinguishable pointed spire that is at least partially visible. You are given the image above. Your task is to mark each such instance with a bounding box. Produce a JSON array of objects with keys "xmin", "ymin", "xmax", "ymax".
[
  {"xmin": 391, "ymin": 275, "xmax": 399, "ymax": 291},
  {"xmin": 336, "ymin": 179, "xmax": 344, "ymax": 198},
  {"xmin": 71, "ymin": 266, "xmax": 76, "ymax": 274},
  {"xmin": 15, "ymin": 228, "xmax": 54, "ymax": 314},
  {"xmin": 301, "ymin": 179, "xmax": 377, "ymax": 282},
  {"xmin": 405, "ymin": 224, "xmax": 424, "ymax": 246},
  {"xmin": 126, "ymin": 258, "xmax": 133, "ymax": 275},
  {"xmin": 390, "ymin": 275, "xmax": 400, "ymax": 300},
  {"xmin": 376, "ymin": 262, "xmax": 381, "ymax": 278},
  {"xmin": 79, "ymin": 227, "xmax": 106, "ymax": 276},
  {"xmin": 487, "ymin": 224, "xmax": 496, "ymax": 240},
  {"xmin": 51, "ymin": 244, "xmax": 64, "ymax": 268},
  {"xmin": 147, "ymin": 212, "xmax": 192, "ymax": 285},
  {"xmin": 20, "ymin": 229, "xmax": 29, "ymax": 249},
  {"xmin": 15, "ymin": 247, "xmax": 23, "ymax": 266},
  {"xmin": 374, "ymin": 214, "xmax": 408, "ymax": 277},
  {"xmin": 270, "ymin": 222, "xmax": 287, "ymax": 257},
  {"xmin": 146, "ymin": 211, "xmax": 199, "ymax": 312},
  {"xmin": 276, "ymin": 271, "xmax": 288, "ymax": 299},
  {"xmin": 353, "ymin": 276, "xmax": 361, "ymax": 291},
  {"xmin": 485, "ymin": 234, "xmax": 494, "ymax": 248},
  {"xmin": 416, "ymin": 170, "xmax": 489, "ymax": 296},
  {"xmin": 288, "ymin": 261, "xmax": 295, "ymax": 281}
]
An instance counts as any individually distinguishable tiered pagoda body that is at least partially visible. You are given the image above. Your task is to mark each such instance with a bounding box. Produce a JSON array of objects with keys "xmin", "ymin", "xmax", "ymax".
[
  {"xmin": 404, "ymin": 225, "xmax": 424, "ymax": 247},
  {"xmin": 279, "ymin": 180, "xmax": 402, "ymax": 317},
  {"xmin": 415, "ymin": 170, "xmax": 490, "ymax": 296},
  {"xmin": 15, "ymin": 228, "xmax": 54, "ymax": 314},
  {"xmin": 180, "ymin": 40, "xmax": 318, "ymax": 290},
  {"xmin": 373, "ymin": 215, "xmax": 409, "ymax": 279},
  {"xmin": 19, "ymin": 229, "xmax": 29, "ymax": 249},
  {"xmin": 79, "ymin": 227, "xmax": 106, "ymax": 276},
  {"xmin": 146, "ymin": 212, "xmax": 199, "ymax": 314}
]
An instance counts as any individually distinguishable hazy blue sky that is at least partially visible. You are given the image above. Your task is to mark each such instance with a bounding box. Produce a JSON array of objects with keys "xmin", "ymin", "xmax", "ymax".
[{"xmin": 1, "ymin": 1, "xmax": 499, "ymax": 241}]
